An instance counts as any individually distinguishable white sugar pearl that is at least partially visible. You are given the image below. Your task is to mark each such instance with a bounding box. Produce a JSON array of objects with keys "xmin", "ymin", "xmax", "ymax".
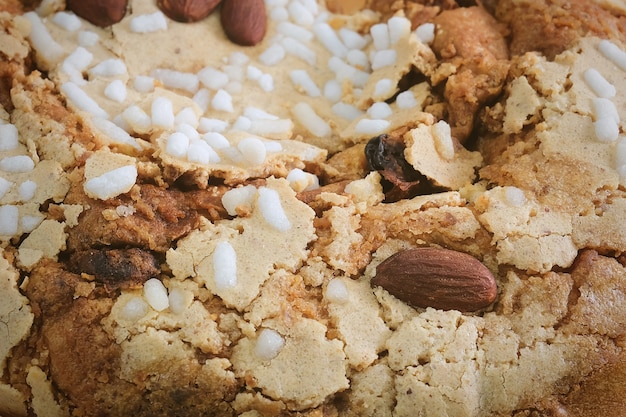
[
  {"xmin": 152, "ymin": 68, "xmax": 199, "ymax": 94},
  {"xmin": 258, "ymin": 73, "xmax": 274, "ymax": 92},
  {"xmin": 281, "ymin": 37, "xmax": 316, "ymax": 66},
  {"xmin": 221, "ymin": 185, "xmax": 256, "ymax": 216},
  {"xmin": 213, "ymin": 241, "xmax": 237, "ymax": 289},
  {"xmin": 0, "ymin": 176, "xmax": 12, "ymax": 199},
  {"xmin": 286, "ymin": 168, "xmax": 319, "ymax": 192},
  {"xmin": 187, "ymin": 140, "xmax": 220, "ymax": 164},
  {"xmin": 168, "ymin": 287, "xmax": 192, "ymax": 315},
  {"xmin": 346, "ymin": 49, "xmax": 369, "ymax": 70},
  {"xmin": 52, "ymin": 11, "xmax": 82, "ymax": 31},
  {"xmin": 199, "ymin": 118, "xmax": 229, "ymax": 134},
  {"xmin": 594, "ymin": 118, "xmax": 619, "ymax": 142},
  {"xmin": 143, "ymin": 278, "xmax": 169, "ymax": 312},
  {"xmin": 332, "ymin": 102, "xmax": 362, "ymax": 121},
  {"xmin": 89, "ymin": 58, "xmax": 127, "ymax": 78},
  {"xmin": 415, "ymin": 23, "xmax": 435, "ymax": 44},
  {"xmin": 367, "ymin": 102, "xmax": 393, "ymax": 119},
  {"xmin": 211, "ymin": 89, "xmax": 234, "ymax": 113},
  {"xmin": 228, "ymin": 51, "xmax": 249, "ymax": 66},
  {"xmin": 18, "ymin": 180, "xmax": 37, "ymax": 202},
  {"xmin": 598, "ymin": 39, "xmax": 626, "ymax": 72},
  {"xmin": 104, "ymin": 79, "xmax": 127, "ymax": 103},
  {"xmin": 290, "ymin": 69, "xmax": 321, "ymax": 97},
  {"xmin": 120, "ymin": 296, "xmax": 149, "ymax": 322},
  {"xmin": 92, "ymin": 117, "xmax": 141, "ymax": 150},
  {"xmin": 254, "ymin": 328, "xmax": 285, "ymax": 360},
  {"xmin": 388, "ymin": 16, "xmax": 411, "ymax": 45},
  {"xmin": 583, "ymin": 68, "xmax": 616, "ymax": 98},
  {"xmin": 130, "ymin": 11, "xmax": 168, "ymax": 33},
  {"xmin": 370, "ymin": 23, "xmax": 390, "ymax": 50},
  {"xmin": 259, "ymin": 43, "xmax": 286, "ymax": 66},
  {"xmin": 339, "ymin": 28, "xmax": 368, "ymax": 50},
  {"xmin": 238, "ymin": 137, "xmax": 267, "ymax": 165},
  {"xmin": 165, "ymin": 132, "xmax": 190, "ymax": 158},
  {"xmin": 354, "ymin": 118, "xmax": 390, "ymax": 135},
  {"xmin": 313, "ymin": 22, "xmax": 347, "ymax": 58},
  {"xmin": 258, "ymin": 186, "xmax": 291, "ymax": 231},
  {"xmin": 370, "ymin": 49, "xmax": 397, "ymax": 70},
  {"xmin": 198, "ymin": 66, "xmax": 229, "ymax": 90},
  {"xmin": 78, "ymin": 30, "xmax": 99, "ymax": 47},
  {"xmin": 270, "ymin": 6, "xmax": 289, "ymax": 21},
  {"xmin": 244, "ymin": 107, "xmax": 279, "ymax": 120},
  {"xmin": 83, "ymin": 165, "xmax": 137, "ymax": 200},
  {"xmin": 61, "ymin": 82, "xmax": 109, "ymax": 119},
  {"xmin": 247, "ymin": 65, "xmax": 264, "ymax": 81},
  {"xmin": 0, "ymin": 124, "xmax": 19, "ymax": 151},
  {"xmin": 374, "ymin": 78, "xmax": 394, "ymax": 98},
  {"xmin": 133, "ymin": 75, "xmax": 155, "ymax": 93},
  {"xmin": 175, "ymin": 107, "xmax": 199, "ymax": 128},
  {"xmin": 432, "ymin": 120, "xmax": 455, "ymax": 160},
  {"xmin": 232, "ymin": 116, "xmax": 252, "ymax": 132},
  {"xmin": 151, "ymin": 96, "xmax": 175, "ymax": 129},
  {"xmin": 293, "ymin": 102, "xmax": 331, "ymax": 137},
  {"xmin": 504, "ymin": 186, "xmax": 526, "ymax": 207},
  {"xmin": 0, "ymin": 205, "xmax": 18, "ymax": 236},
  {"xmin": 23, "ymin": 12, "xmax": 65, "ymax": 65},
  {"xmin": 0, "ymin": 155, "xmax": 35, "ymax": 173},
  {"xmin": 323, "ymin": 79, "xmax": 342, "ymax": 102},
  {"xmin": 122, "ymin": 105, "xmax": 152, "ymax": 133},
  {"xmin": 203, "ymin": 131, "xmax": 230, "ymax": 149},
  {"xmin": 21, "ymin": 215, "xmax": 43, "ymax": 233},
  {"xmin": 396, "ymin": 91, "xmax": 417, "ymax": 109},
  {"xmin": 325, "ymin": 278, "xmax": 349, "ymax": 303},
  {"xmin": 62, "ymin": 46, "xmax": 93, "ymax": 74},
  {"xmin": 278, "ymin": 21, "xmax": 313, "ymax": 42},
  {"xmin": 176, "ymin": 123, "xmax": 200, "ymax": 141},
  {"xmin": 288, "ymin": 1, "xmax": 314, "ymax": 26},
  {"xmin": 592, "ymin": 97, "xmax": 620, "ymax": 124}
]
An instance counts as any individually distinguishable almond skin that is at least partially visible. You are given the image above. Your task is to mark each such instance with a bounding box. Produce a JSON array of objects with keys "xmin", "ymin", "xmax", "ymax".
[
  {"xmin": 66, "ymin": 0, "xmax": 128, "ymax": 27},
  {"xmin": 371, "ymin": 247, "xmax": 497, "ymax": 312},
  {"xmin": 220, "ymin": 0, "xmax": 267, "ymax": 46},
  {"xmin": 158, "ymin": 0, "xmax": 222, "ymax": 23}
]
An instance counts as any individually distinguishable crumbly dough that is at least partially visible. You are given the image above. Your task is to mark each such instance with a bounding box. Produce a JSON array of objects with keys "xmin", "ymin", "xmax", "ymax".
[{"xmin": 1, "ymin": 0, "xmax": 626, "ymax": 416}]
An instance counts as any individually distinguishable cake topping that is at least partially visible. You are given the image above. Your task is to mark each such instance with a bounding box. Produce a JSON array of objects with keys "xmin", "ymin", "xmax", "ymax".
[
  {"xmin": 372, "ymin": 247, "xmax": 497, "ymax": 312},
  {"xmin": 66, "ymin": 0, "xmax": 129, "ymax": 27},
  {"xmin": 158, "ymin": 0, "xmax": 223, "ymax": 23}
]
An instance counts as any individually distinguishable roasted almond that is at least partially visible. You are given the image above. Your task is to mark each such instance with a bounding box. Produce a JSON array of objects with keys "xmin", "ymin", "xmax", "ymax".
[
  {"xmin": 220, "ymin": 0, "xmax": 267, "ymax": 46},
  {"xmin": 66, "ymin": 0, "xmax": 128, "ymax": 27},
  {"xmin": 157, "ymin": 0, "xmax": 222, "ymax": 23},
  {"xmin": 371, "ymin": 247, "xmax": 497, "ymax": 312}
]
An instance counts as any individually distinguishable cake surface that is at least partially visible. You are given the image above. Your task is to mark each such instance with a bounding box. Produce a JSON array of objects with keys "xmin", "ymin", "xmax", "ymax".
[{"xmin": 1, "ymin": 0, "xmax": 626, "ymax": 416}]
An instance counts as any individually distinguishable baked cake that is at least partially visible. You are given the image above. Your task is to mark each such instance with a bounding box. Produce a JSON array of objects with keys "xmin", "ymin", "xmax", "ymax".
[{"xmin": 1, "ymin": 0, "xmax": 626, "ymax": 415}]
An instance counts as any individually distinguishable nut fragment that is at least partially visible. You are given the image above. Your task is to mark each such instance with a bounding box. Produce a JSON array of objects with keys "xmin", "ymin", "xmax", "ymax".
[
  {"xmin": 66, "ymin": 0, "xmax": 128, "ymax": 27},
  {"xmin": 371, "ymin": 247, "xmax": 497, "ymax": 312},
  {"xmin": 220, "ymin": 0, "xmax": 267, "ymax": 46},
  {"xmin": 157, "ymin": 0, "xmax": 223, "ymax": 23}
]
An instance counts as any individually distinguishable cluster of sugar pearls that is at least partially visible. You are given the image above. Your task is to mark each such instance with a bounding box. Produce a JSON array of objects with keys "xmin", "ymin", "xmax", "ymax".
[
  {"xmin": 584, "ymin": 40, "xmax": 625, "ymax": 144},
  {"xmin": 119, "ymin": 278, "xmax": 193, "ymax": 321},
  {"xmin": 262, "ymin": 0, "xmax": 437, "ymax": 138},
  {"xmin": 221, "ymin": 184, "xmax": 292, "ymax": 231},
  {"xmin": 44, "ymin": 7, "xmax": 289, "ymax": 159},
  {"xmin": 581, "ymin": 40, "xmax": 626, "ymax": 180},
  {"xmin": 0, "ymin": 122, "xmax": 43, "ymax": 238}
]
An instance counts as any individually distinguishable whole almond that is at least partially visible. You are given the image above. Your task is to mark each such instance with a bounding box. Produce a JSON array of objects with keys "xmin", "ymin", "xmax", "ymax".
[
  {"xmin": 371, "ymin": 247, "xmax": 497, "ymax": 312},
  {"xmin": 66, "ymin": 0, "xmax": 128, "ymax": 27},
  {"xmin": 158, "ymin": 0, "xmax": 222, "ymax": 23},
  {"xmin": 220, "ymin": 0, "xmax": 267, "ymax": 46}
]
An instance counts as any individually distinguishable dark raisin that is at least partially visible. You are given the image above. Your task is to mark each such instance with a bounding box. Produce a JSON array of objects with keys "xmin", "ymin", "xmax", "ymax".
[{"xmin": 365, "ymin": 134, "xmax": 440, "ymax": 202}]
